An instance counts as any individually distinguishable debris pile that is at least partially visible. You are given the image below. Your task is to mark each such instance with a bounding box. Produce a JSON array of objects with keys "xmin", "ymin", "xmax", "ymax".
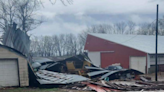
[
  {"xmin": 83, "ymin": 81, "xmax": 164, "ymax": 91},
  {"xmin": 85, "ymin": 66, "xmax": 143, "ymax": 81},
  {"xmin": 62, "ymin": 82, "xmax": 92, "ymax": 91},
  {"xmin": 36, "ymin": 70, "xmax": 90, "ymax": 84},
  {"xmin": 28, "ymin": 53, "xmax": 164, "ymax": 92}
]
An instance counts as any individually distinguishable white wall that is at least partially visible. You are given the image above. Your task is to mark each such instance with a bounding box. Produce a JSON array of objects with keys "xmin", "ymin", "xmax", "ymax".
[
  {"xmin": 88, "ymin": 52, "xmax": 101, "ymax": 67},
  {"xmin": 130, "ymin": 56, "xmax": 146, "ymax": 73},
  {"xmin": 147, "ymin": 54, "xmax": 150, "ymax": 73},
  {"xmin": 149, "ymin": 54, "xmax": 164, "ymax": 65}
]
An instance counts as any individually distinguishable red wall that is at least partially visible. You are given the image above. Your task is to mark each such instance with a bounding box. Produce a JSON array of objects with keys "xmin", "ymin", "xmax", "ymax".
[{"xmin": 84, "ymin": 34, "xmax": 147, "ymax": 69}]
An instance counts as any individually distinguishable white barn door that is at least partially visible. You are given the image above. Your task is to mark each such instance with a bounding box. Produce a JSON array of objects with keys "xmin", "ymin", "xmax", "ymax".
[
  {"xmin": 88, "ymin": 52, "xmax": 101, "ymax": 67},
  {"xmin": 130, "ymin": 56, "xmax": 146, "ymax": 73}
]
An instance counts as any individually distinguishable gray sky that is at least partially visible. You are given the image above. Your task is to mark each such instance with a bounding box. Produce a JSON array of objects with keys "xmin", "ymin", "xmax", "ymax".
[{"xmin": 30, "ymin": 0, "xmax": 164, "ymax": 36}]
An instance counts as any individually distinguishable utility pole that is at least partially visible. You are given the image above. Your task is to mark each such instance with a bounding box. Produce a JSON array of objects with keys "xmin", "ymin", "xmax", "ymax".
[{"xmin": 155, "ymin": 4, "xmax": 159, "ymax": 81}]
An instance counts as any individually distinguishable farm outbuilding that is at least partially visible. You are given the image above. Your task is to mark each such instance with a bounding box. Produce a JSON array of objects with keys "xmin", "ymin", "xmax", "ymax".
[
  {"xmin": 0, "ymin": 45, "xmax": 29, "ymax": 87},
  {"xmin": 84, "ymin": 33, "xmax": 164, "ymax": 74}
]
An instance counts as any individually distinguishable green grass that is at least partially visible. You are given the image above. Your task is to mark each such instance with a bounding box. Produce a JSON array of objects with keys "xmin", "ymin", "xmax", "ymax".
[
  {"xmin": 0, "ymin": 88, "xmax": 59, "ymax": 92},
  {"xmin": 0, "ymin": 88, "xmax": 92, "ymax": 92}
]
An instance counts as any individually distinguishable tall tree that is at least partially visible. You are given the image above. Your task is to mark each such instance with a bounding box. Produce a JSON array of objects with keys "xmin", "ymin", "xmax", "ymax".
[{"xmin": 16, "ymin": 0, "xmax": 42, "ymax": 33}]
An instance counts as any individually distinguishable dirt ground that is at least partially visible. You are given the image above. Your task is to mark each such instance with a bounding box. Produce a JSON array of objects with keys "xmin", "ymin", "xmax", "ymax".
[
  {"xmin": 0, "ymin": 88, "xmax": 93, "ymax": 92},
  {"xmin": 145, "ymin": 72, "xmax": 164, "ymax": 81}
]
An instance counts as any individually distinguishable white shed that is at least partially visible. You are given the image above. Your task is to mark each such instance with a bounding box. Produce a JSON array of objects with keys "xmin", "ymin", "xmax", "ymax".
[{"xmin": 0, "ymin": 45, "xmax": 29, "ymax": 87}]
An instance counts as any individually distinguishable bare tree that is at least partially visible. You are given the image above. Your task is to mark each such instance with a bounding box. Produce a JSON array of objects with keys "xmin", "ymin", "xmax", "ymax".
[
  {"xmin": 0, "ymin": 0, "xmax": 17, "ymax": 31},
  {"xmin": 78, "ymin": 31, "xmax": 87, "ymax": 51},
  {"xmin": 159, "ymin": 16, "xmax": 164, "ymax": 35},
  {"xmin": 114, "ymin": 22, "xmax": 127, "ymax": 34},
  {"xmin": 127, "ymin": 21, "xmax": 136, "ymax": 34},
  {"xmin": 0, "ymin": 0, "xmax": 42, "ymax": 33},
  {"xmin": 78, "ymin": 24, "xmax": 113, "ymax": 48},
  {"xmin": 137, "ymin": 23, "xmax": 156, "ymax": 35},
  {"xmin": 66, "ymin": 33, "xmax": 77, "ymax": 55},
  {"xmin": 16, "ymin": 0, "xmax": 42, "ymax": 33},
  {"xmin": 37, "ymin": 0, "xmax": 73, "ymax": 7}
]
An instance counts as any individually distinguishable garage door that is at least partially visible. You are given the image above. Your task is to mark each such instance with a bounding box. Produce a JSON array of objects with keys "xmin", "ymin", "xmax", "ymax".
[
  {"xmin": 88, "ymin": 52, "xmax": 101, "ymax": 67},
  {"xmin": 130, "ymin": 57, "xmax": 146, "ymax": 73},
  {"xmin": 0, "ymin": 59, "xmax": 19, "ymax": 87}
]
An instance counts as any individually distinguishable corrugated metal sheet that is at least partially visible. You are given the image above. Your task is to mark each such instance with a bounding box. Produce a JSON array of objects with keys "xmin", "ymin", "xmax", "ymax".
[
  {"xmin": 100, "ymin": 71, "xmax": 117, "ymax": 79},
  {"xmin": 87, "ymin": 70, "xmax": 109, "ymax": 77},
  {"xmin": 89, "ymin": 33, "xmax": 164, "ymax": 54},
  {"xmin": 86, "ymin": 66, "xmax": 143, "ymax": 80},
  {"xmin": 85, "ymin": 66, "xmax": 103, "ymax": 70},
  {"xmin": 2, "ymin": 23, "xmax": 30, "ymax": 56},
  {"xmin": 39, "ymin": 64, "xmax": 50, "ymax": 70},
  {"xmin": 36, "ymin": 70, "xmax": 90, "ymax": 84},
  {"xmin": 32, "ymin": 57, "xmax": 54, "ymax": 64}
]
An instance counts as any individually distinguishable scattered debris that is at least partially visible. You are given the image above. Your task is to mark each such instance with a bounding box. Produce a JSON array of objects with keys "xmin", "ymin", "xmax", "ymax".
[
  {"xmin": 32, "ymin": 57, "xmax": 56, "ymax": 71},
  {"xmin": 32, "ymin": 53, "xmax": 94, "ymax": 76},
  {"xmin": 83, "ymin": 81, "xmax": 164, "ymax": 91},
  {"xmin": 45, "ymin": 53, "xmax": 94, "ymax": 76},
  {"xmin": 28, "ymin": 54, "xmax": 164, "ymax": 92},
  {"xmin": 36, "ymin": 70, "xmax": 90, "ymax": 84},
  {"xmin": 85, "ymin": 66, "xmax": 143, "ymax": 81},
  {"xmin": 62, "ymin": 82, "xmax": 92, "ymax": 91}
]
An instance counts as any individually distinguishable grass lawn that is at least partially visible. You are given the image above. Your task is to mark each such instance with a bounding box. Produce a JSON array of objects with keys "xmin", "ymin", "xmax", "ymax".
[{"xmin": 0, "ymin": 87, "xmax": 92, "ymax": 92}]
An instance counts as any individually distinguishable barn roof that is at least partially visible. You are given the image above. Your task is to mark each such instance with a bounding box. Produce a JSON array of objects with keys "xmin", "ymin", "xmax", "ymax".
[{"xmin": 89, "ymin": 33, "xmax": 164, "ymax": 54}]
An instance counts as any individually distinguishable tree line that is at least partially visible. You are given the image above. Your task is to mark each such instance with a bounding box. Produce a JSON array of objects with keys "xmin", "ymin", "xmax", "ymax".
[
  {"xmin": 0, "ymin": 0, "xmax": 164, "ymax": 57},
  {"xmin": 30, "ymin": 17, "xmax": 164, "ymax": 57},
  {"xmin": 30, "ymin": 34, "xmax": 84, "ymax": 57}
]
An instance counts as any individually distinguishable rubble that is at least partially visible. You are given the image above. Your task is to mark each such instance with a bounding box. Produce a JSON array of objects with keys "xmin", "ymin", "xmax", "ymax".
[
  {"xmin": 28, "ymin": 53, "xmax": 164, "ymax": 92},
  {"xmin": 62, "ymin": 82, "xmax": 92, "ymax": 91},
  {"xmin": 36, "ymin": 70, "xmax": 90, "ymax": 84},
  {"xmin": 82, "ymin": 80, "xmax": 164, "ymax": 91},
  {"xmin": 85, "ymin": 66, "xmax": 143, "ymax": 81},
  {"xmin": 32, "ymin": 53, "xmax": 94, "ymax": 75}
]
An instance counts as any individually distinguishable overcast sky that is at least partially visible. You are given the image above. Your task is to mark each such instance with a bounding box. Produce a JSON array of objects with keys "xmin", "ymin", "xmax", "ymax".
[{"xmin": 29, "ymin": 0, "xmax": 164, "ymax": 36}]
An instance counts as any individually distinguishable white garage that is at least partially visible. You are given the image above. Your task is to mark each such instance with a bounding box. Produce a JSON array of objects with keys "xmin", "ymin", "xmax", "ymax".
[{"xmin": 0, "ymin": 45, "xmax": 29, "ymax": 87}]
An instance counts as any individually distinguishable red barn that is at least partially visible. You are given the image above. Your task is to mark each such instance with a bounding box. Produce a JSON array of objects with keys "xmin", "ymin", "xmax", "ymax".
[{"xmin": 84, "ymin": 33, "xmax": 164, "ymax": 73}]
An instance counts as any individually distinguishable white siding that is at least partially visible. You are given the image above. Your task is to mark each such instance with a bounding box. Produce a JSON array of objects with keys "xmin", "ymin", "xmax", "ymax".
[
  {"xmin": 130, "ymin": 56, "xmax": 146, "ymax": 73},
  {"xmin": 0, "ymin": 59, "xmax": 19, "ymax": 87},
  {"xmin": 88, "ymin": 52, "xmax": 101, "ymax": 67},
  {"xmin": 147, "ymin": 54, "xmax": 150, "ymax": 73},
  {"xmin": 150, "ymin": 55, "xmax": 164, "ymax": 65}
]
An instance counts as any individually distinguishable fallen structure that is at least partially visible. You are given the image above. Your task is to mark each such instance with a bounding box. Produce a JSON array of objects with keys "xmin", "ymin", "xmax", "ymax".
[
  {"xmin": 30, "ymin": 53, "xmax": 145, "ymax": 86},
  {"xmin": 85, "ymin": 66, "xmax": 144, "ymax": 81},
  {"xmin": 36, "ymin": 70, "xmax": 90, "ymax": 84},
  {"xmin": 30, "ymin": 53, "xmax": 93, "ymax": 85},
  {"xmin": 32, "ymin": 53, "xmax": 94, "ymax": 76},
  {"xmin": 28, "ymin": 53, "xmax": 164, "ymax": 92}
]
